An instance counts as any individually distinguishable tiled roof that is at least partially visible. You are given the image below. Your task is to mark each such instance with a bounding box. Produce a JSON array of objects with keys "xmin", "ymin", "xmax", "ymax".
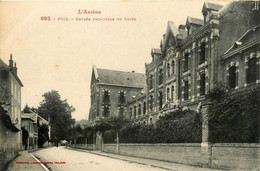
[
  {"xmin": 223, "ymin": 25, "xmax": 260, "ymax": 59},
  {"xmin": 96, "ymin": 68, "xmax": 146, "ymax": 88},
  {"xmin": 186, "ymin": 16, "xmax": 203, "ymax": 26},
  {"xmin": 203, "ymin": 2, "xmax": 223, "ymax": 11}
]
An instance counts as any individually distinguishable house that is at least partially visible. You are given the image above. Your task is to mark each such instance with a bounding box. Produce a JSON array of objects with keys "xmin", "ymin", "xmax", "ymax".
[
  {"xmin": 0, "ymin": 54, "xmax": 23, "ymax": 170},
  {"xmin": 21, "ymin": 108, "xmax": 51, "ymax": 149},
  {"xmin": 89, "ymin": 65, "xmax": 146, "ymax": 121}
]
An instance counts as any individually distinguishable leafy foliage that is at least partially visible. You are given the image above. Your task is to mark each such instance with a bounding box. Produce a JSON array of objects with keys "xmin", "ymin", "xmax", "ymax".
[
  {"xmin": 117, "ymin": 109, "xmax": 201, "ymax": 143},
  {"xmin": 38, "ymin": 124, "xmax": 49, "ymax": 148},
  {"xmin": 206, "ymin": 86, "xmax": 260, "ymax": 143},
  {"xmin": 38, "ymin": 90, "xmax": 75, "ymax": 141}
]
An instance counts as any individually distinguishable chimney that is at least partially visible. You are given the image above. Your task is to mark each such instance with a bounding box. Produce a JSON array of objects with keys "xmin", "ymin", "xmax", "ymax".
[
  {"xmin": 13, "ymin": 62, "xmax": 17, "ymax": 75},
  {"xmin": 9, "ymin": 54, "xmax": 13, "ymax": 68},
  {"xmin": 178, "ymin": 24, "xmax": 186, "ymax": 30}
]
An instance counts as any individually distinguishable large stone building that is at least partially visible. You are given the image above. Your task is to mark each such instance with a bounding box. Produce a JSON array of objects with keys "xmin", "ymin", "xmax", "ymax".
[
  {"xmin": 128, "ymin": 1, "xmax": 260, "ymax": 124},
  {"xmin": 89, "ymin": 65, "xmax": 146, "ymax": 121},
  {"xmin": 0, "ymin": 55, "xmax": 23, "ymax": 169}
]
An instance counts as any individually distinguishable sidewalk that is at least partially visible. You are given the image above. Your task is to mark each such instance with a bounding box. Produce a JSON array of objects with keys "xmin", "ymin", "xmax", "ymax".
[
  {"xmin": 67, "ymin": 147, "xmax": 226, "ymax": 171},
  {"xmin": 6, "ymin": 150, "xmax": 46, "ymax": 171}
]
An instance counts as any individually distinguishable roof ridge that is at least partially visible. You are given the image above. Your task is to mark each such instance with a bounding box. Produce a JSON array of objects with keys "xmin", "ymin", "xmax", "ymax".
[{"xmin": 96, "ymin": 68, "xmax": 145, "ymax": 75}]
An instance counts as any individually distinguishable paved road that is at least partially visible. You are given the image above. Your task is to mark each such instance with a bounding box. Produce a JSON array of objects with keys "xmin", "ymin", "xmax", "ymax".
[{"xmin": 32, "ymin": 146, "xmax": 167, "ymax": 171}]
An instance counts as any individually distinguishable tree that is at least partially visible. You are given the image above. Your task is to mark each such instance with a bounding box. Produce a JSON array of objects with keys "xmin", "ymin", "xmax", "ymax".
[
  {"xmin": 38, "ymin": 124, "xmax": 49, "ymax": 147},
  {"xmin": 38, "ymin": 90, "xmax": 75, "ymax": 141}
]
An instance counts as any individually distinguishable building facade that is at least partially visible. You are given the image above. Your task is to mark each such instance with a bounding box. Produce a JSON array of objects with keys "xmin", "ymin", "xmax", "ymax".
[
  {"xmin": 89, "ymin": 65, "xmax": 146, "ymax": 121},
  {"xmin": 127, "ymin": 1, "xmax": 260, "ymax": 124},
  {"xmin": 0, "ymin": 54, "xmax": 23, "ymax": 169}
]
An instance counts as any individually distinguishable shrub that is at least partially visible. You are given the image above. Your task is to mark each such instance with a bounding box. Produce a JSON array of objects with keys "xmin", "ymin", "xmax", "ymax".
[{"xmin": 207, "ymin": 87, "xmax": 260, "ymax": 143}]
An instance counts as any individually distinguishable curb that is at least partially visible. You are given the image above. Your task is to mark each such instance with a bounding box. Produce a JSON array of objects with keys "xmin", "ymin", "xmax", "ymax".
[{"xmin": 66, "ymin": 146, "xmax": 172, "ymax": 170}]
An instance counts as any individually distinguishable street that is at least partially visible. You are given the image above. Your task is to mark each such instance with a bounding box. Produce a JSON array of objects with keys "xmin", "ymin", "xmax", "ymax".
[{"xmin": 32, "ymin": 147, "xmax": 167, "ymax": 171}]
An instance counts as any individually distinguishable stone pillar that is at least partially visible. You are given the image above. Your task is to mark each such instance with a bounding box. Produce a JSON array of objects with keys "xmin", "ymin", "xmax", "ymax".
[{"xmin": 201, "ymin": 102, "xmax": 212, "ymax": 167}]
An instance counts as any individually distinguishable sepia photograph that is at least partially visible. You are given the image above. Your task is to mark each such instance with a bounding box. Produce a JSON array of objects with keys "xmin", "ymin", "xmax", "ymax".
[{"xmin": 0, "ymin": 0, "xmax": 259, "ymax": 170}]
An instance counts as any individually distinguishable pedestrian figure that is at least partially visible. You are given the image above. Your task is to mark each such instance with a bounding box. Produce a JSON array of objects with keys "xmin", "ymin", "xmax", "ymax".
[{"xmin": 22, "ymin": 127, "xmax": 29, "ymax": 150}]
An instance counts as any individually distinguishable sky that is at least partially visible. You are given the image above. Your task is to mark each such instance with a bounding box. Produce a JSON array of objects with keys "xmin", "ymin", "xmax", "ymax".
[{"xmin": 0, "ymin": 0, "xmax": 228, "ymax": 121}]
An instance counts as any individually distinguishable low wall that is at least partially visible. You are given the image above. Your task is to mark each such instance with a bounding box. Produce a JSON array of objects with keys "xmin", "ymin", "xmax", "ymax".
[
  {"xmin": 211, "ymin": 143, "xmax": 260, "ymax": 170},
  {"xmin": 102, "ymin": 143, "xmax": 260, "ymax": 170},
  {"xmin": 103, "ymin": 143, "xmax": 203, "ymax": 166},
  {"xmin": 0, "ymin": 122, "xmax": 20, "ymax": 170},
  {"xmin": 72, "ymin": 144, "xmax": 94, "ymax": 151}
]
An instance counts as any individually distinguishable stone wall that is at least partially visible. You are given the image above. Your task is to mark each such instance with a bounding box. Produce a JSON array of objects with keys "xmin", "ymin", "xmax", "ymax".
[
  {"xmin": 103, "ymin": 143, "xmax": 203, "ymax": 166},
  {"xmin": 102, "ymin": 143, "xmax": 260, "ymax": 170},
  {"xmin": 72, "ymin": 144, "xmax": 94, "ymax": 151},
  {"xmin": 211, "ymin": 143, "xmax": 260, "ymax": 170},
  {"xmin": 0, "ymin": 122, "xmax": 20, "ymax": 170}
]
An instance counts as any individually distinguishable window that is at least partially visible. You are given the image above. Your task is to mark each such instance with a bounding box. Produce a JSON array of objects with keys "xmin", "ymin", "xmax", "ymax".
[
  {"xmin": 149, "ymin": 95, "xmax": 153, "ymax": 111},
  {"xmin": 184, "ymin": 53, "xmax": 189, "ymax": 72},
  {"xmin": 118, "ymin": 91, "xmax": 125, "ymax": 104},
  {"xmin": 228, "ymin": 66, "xmax": 237, "ymax": 89},
  {"xmin": 143, "ymin": 102, "xmax": 146, "ymax": 114},
  {"xmin": 158, "ymin": 91, "xmax": 163, "ymax": 110},
  {"xmin": 167, "ymin": 63, "xmax": 170, "ymax": 77},
  {"xmin": 171, "ymin": 86, "xmax": 174, "ymax": 101},
  {"xmin": 158, "ymin": 68, "xmax": 163, "ymax": 85},
  {"xmin": 138, "ymin": 104, "xmax": 141, "ymax": 115},
  {"xmin": 247, "ymin": 57, "xmax": 257, "ymax": 84},
  {"xmin": 134, "ymin": 106, "xmax": 137, "ymax": 118},
  {"xmin": 129, "ymin": 107, "xmax": 132, "ymax": 119},
  {"xmin": 200, "ymin": 73, "xmax": 206, "ymax": 95},
  {"xmin": 149, "ymin": 75, "xmax": 153, "ymax": 90},
  {"xmin": 167, "ymin": 88, "xmax": 169, "ymax": 101},
  {"xmin": 103, "ymin": 90, "xmax": 110, "ymax": 103},
  {"xmin": 119, "ymin": 107, "xmax": 124, "ymax": 116},
  {"xmin": 103, "ymin": 105, "xmax": 109, "ymax": 117},
  {"xmin": 199, "ymin": 42, "xmax": 206, "ymax": 64},
  {"xmin": 184, "ymin": 81, "xmax": 189, "ymax": 100},
  {"xmin": 172, "ymin": 61, "xmax": 175, "ymax": 75}
]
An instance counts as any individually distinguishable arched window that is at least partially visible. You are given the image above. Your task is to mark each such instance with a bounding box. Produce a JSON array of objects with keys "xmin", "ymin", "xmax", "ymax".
[
  {"xmin": 184, "ymin": 53, "xmax": 189, "ymax": 72},
  {"xmin": 200, "ymin": 73, "xmax": 206, "ymax": 95},
  {"xmin": 172, "ymin": 61, "xmax": 175, "ymax": 75},
  {"xmin": 199, "ymin": 42, "xmax": 206, "ymax": 64},
  {"xmin": 171, "ymin": 86, "xmax": 174, "ymax": 101},
  {"xmin": 247, "ymin": 57, "xmax": 257, "ymax": 84},
  {"xmin": 167, "ymin": 63, "xmax": 170, "ymax": 77},
  {"xmin": 228, "ymin": 66, "xmax": 237, "ymax": 89}
]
